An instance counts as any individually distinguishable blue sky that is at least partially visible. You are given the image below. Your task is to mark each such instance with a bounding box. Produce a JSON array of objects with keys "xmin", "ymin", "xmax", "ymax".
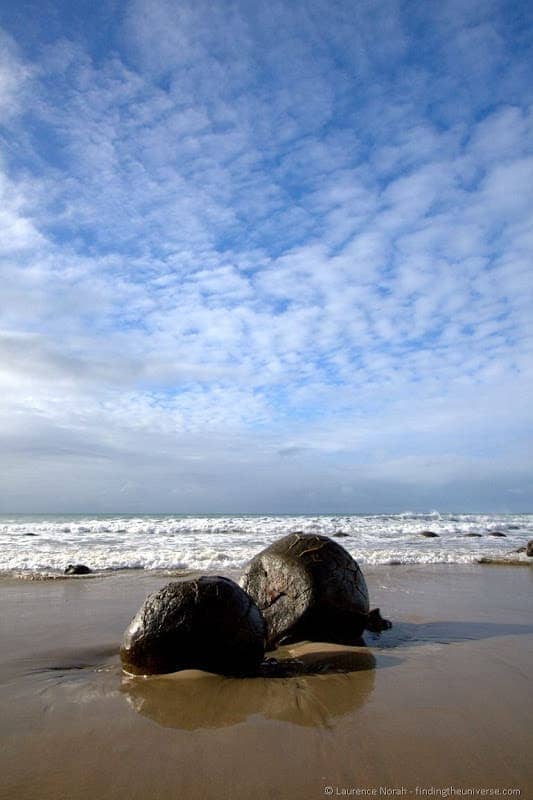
[{"xmin": 0, "ymin": 0, "xmax": 532, "ymax": 513}]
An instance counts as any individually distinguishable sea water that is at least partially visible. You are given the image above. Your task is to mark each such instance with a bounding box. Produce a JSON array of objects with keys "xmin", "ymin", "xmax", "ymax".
[{"xmin": 0, "ymin": 512, "xmax": 531, "ymax": 575}]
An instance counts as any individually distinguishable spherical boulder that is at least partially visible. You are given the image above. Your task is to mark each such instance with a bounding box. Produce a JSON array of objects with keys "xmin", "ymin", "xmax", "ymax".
[
  {"xmin": 120, "ymin": 576, "xmax": 266, "ymax": 677},
  {"xmin": 240, "ymin": 533, "xmax": 389, "ymax": 648}
]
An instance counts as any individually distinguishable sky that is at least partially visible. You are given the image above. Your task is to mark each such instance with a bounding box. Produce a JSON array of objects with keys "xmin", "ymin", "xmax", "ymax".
[{"xmin": 0, "ymin": 0, "xmax": 532, "ymax": 514}]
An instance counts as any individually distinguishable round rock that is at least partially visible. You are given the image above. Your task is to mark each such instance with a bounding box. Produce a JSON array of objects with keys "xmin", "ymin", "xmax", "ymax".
[
  {"xmin": 64, "ymin": 563, "xmax": 91, "ymax": 575},
  {"xmin": 240, "ymin": 533, "xmax": 376, "ymax": 648},
  {"xmin": 120, "ymin": 576, "xmax": 266, "ymax": 676}
]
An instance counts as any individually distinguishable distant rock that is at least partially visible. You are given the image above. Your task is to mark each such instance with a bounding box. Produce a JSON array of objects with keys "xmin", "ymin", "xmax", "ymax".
[
  {"xmin": 64, "ymin": 564, "xmax": 92, "ymax": 575},
  {"xmin": 527, "ymin": 540, "xmax": 533, "ymax": 557},
  {"xmin": 120, "ymin": 576, "xmax": 266, "ymax": 676},
  {"xmin": 464, "ymin": 533, "xmax": 483, "ymax": 538},
  {"xmin": 333, "ymin": 532, "xmax": 350, "ymax": 538},
  {"xmin": 240, "ymin": 532, "xmax": 391, "ymax": 649},
  {"xmin": 489, "ymin": 531, "xmax": 506, "ymax": 537},
  {"xmin": 420, "ymin": 531, "xmax": 439, "ymax": 538},
  {"xmin": 23, "ymin": 533, "xmax": 37, "ymax": 537}
]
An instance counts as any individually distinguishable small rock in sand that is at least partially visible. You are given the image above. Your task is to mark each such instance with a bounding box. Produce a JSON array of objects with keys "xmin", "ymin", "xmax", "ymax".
[{"xmin": 64, "ymin": 564, "xmax": 92, "ymax": 575}]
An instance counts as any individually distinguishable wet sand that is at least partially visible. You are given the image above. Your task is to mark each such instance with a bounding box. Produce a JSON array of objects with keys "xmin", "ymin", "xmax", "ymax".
[{"xmin": 1, "ymin": 565, "xmax": 532, "ymax": 800}]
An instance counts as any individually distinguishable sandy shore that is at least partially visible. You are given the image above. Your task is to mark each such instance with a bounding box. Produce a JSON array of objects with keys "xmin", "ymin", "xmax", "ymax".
[{"xmin": 1, "ymin": 565, "xmax": 532, "ymax": 800}]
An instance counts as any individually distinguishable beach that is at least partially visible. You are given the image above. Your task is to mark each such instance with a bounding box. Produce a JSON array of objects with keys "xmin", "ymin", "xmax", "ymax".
[
  {"xmin": 1, "ymin": 563, "xmax": 531, "ymax": 800},
  {"xmin": 3, "ymin": 0, "xmax": 533, "ymax": 796}
]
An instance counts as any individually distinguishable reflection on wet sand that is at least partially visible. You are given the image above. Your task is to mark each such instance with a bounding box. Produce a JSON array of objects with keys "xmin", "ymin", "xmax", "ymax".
[{"xmin": 121, "ymin": 643, "xmax": 399, "ymax": 730}]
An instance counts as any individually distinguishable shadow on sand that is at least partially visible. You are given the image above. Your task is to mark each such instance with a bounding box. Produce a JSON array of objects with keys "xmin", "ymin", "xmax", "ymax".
[{"xmin": 367, "ymin": 620, "xmax": 533, "ymax": 649}]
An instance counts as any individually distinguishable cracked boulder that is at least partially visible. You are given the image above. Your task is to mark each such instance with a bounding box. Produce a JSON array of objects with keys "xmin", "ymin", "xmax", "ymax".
[
  {"xmin": 120, "ymin": 576, "xmax": 267, "ymax": 676},
  {"xmin": 240, "ymin": 533, "xmax": 390, "ymax": 648}
]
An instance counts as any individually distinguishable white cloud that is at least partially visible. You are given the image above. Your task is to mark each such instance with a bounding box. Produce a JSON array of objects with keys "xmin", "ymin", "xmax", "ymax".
[
  {"xmin": 0, "ymin": 30, "xmax": 33, "ymax": 119},
  {"xmin": 0, "ymin": 2, "xmax": 532, "ymax": 511}
]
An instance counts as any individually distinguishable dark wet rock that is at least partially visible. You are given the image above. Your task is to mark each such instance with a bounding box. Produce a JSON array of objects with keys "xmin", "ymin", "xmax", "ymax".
[
  {"xmin": 120, "ymin": 576, "xmax": 266, "ymax": 676},
  {"xmin": 507, "ymin": 525, "xmax": 520, "ymax": 530},
  {"xmin": 464, "ymin": 533, "xmax": 483, "ymax": 537},
  {"xmin": 365, "ymin": 608, "xmax": 392, "ymax": 632},
  {"xmin": 489, "ymin": 531, "xmax": 506, "ymax": 537},
  {"xmin": 23, "ymin": 532, "xmax": 37, "ymax": 537},
  {"xmin": 64, "ymin": 564, "xmax": 92, "ymax": 575},
  {"xmin": 516, "ymin": 546, "xmax": 526, "ymax": 553},
  {"xmin": 333, "ymin": 532, "xmax": 350, "ymax": 538},
  {"xmin": 420, "ymin": 531, "xmax": 439, "ymax": 538},
  {"xmin": 240, "ymin": 532, "xmax": 390, "ymax": 648}
]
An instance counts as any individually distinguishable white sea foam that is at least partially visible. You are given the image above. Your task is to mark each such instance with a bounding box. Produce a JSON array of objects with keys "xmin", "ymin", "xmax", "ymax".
[{"xmin": 0, "ymin": 513, "xmax": 531, "ymax": 575}]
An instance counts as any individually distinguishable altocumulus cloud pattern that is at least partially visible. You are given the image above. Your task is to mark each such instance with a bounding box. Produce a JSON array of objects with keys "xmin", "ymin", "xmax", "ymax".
[{"xmin": 0, "ymin": 0, "xmax": 532, "ymax": 512}]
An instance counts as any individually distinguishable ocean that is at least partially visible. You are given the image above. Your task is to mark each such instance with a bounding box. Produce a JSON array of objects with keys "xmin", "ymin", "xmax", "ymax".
[{"xmin": 0, "ymin": 512, "xmax": 531, "ymax": 576}]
